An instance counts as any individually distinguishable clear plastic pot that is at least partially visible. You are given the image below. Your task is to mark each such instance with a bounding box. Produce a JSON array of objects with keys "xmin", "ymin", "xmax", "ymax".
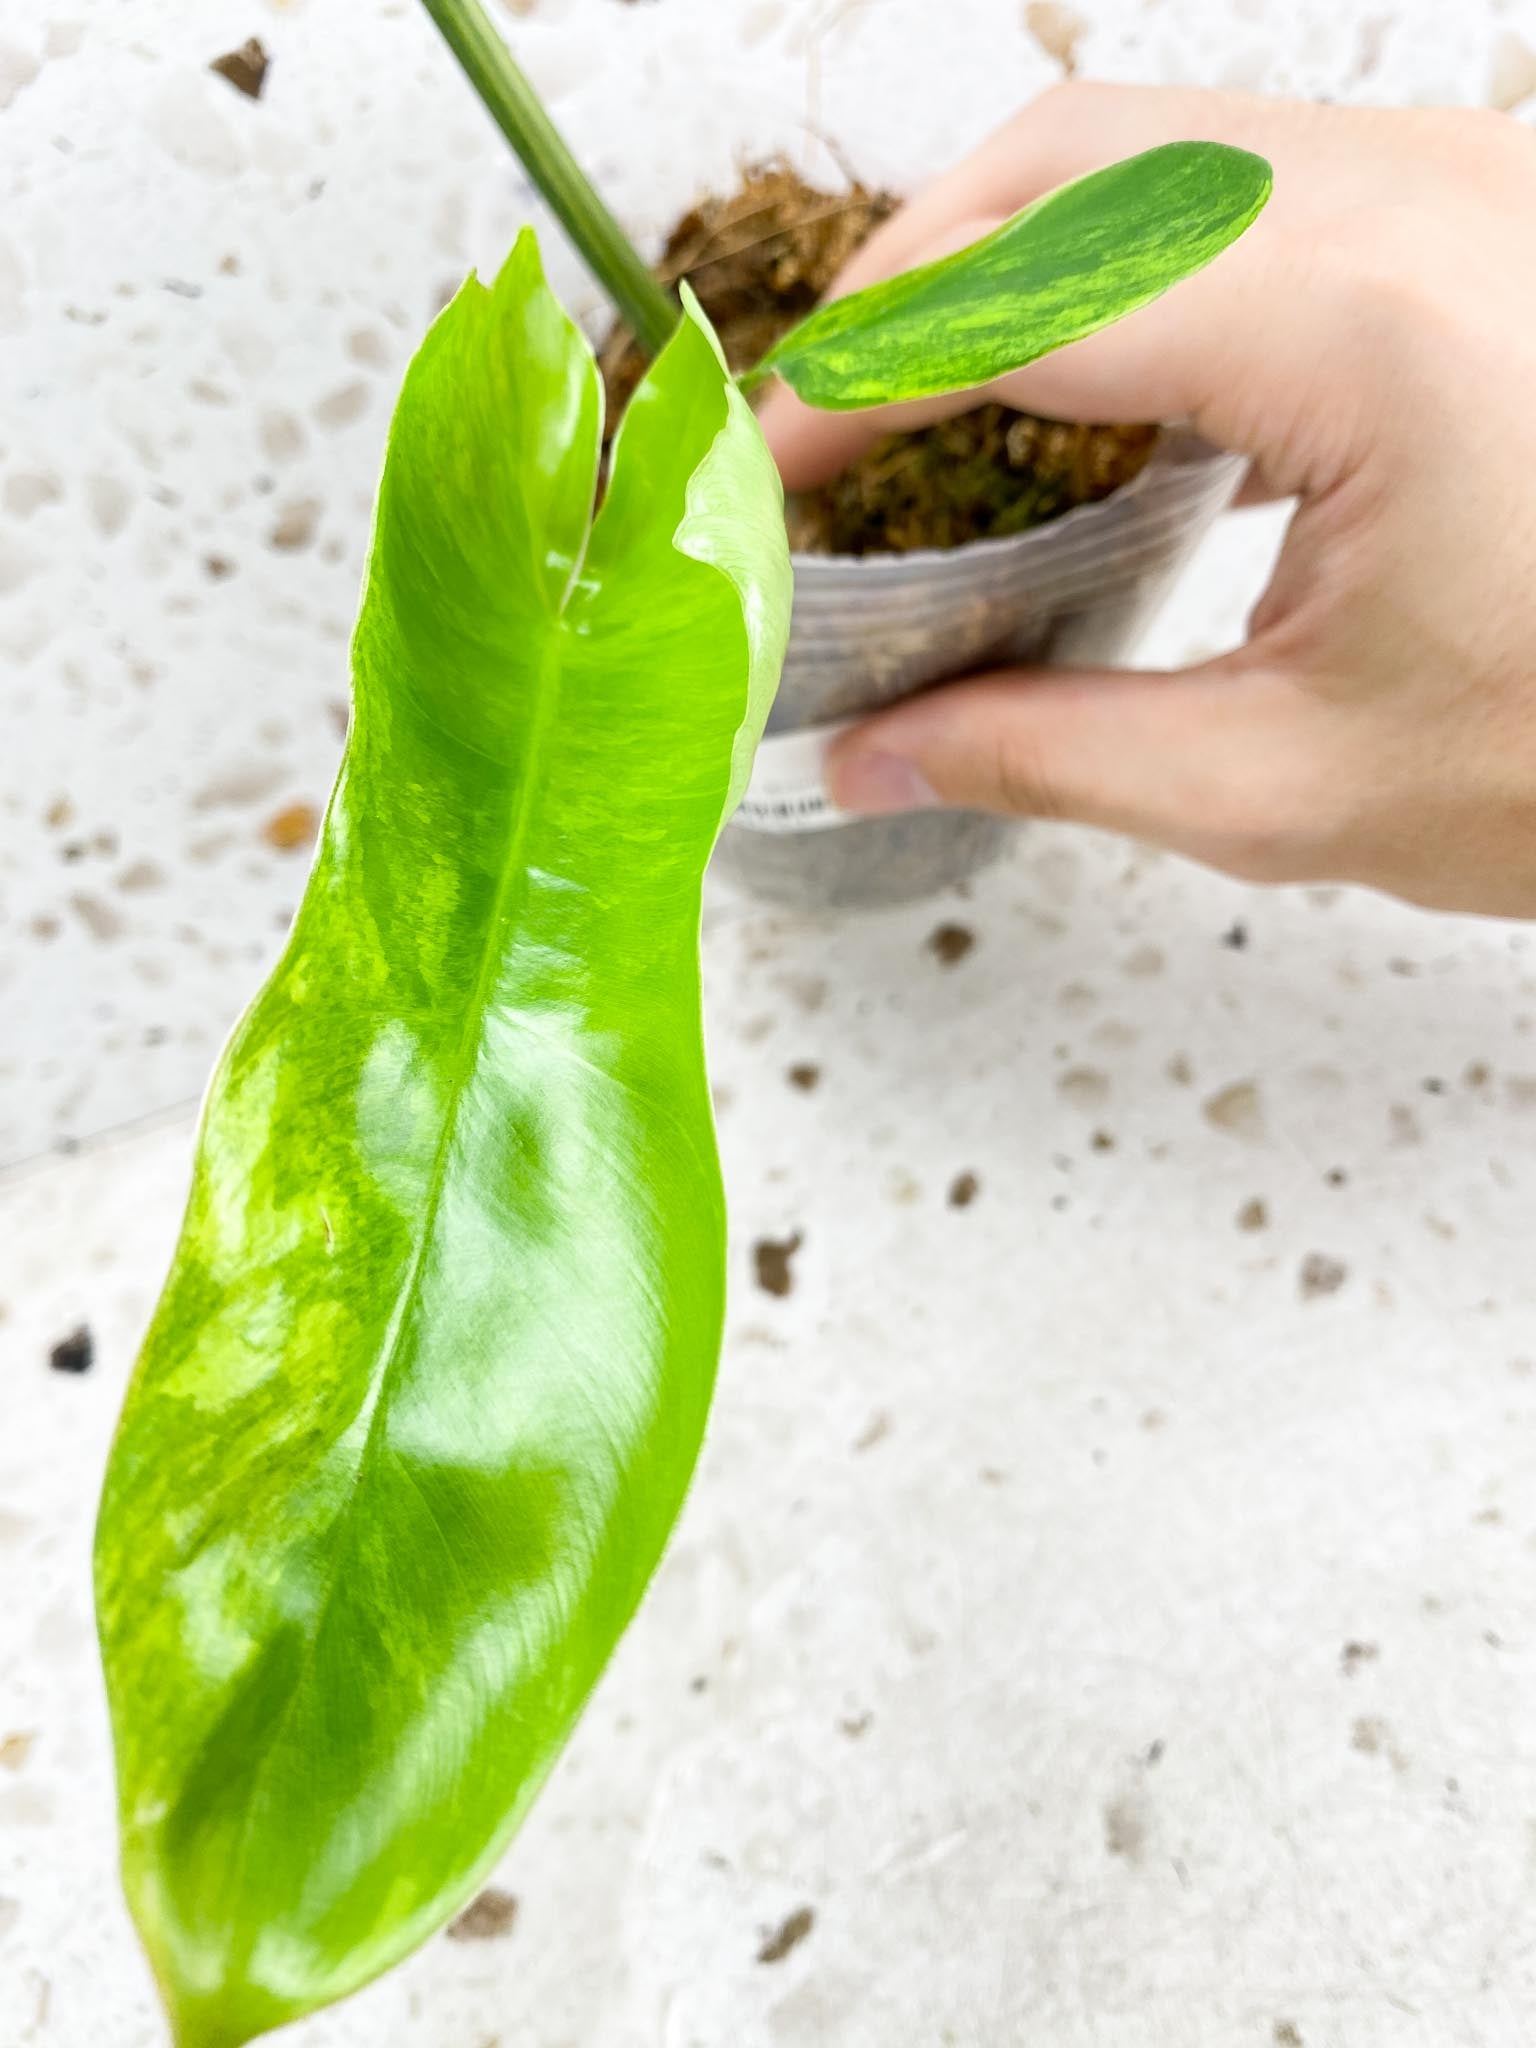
[{"xmin": 714, "ymin": 429, "xmax": 1245, "ymax": 911}]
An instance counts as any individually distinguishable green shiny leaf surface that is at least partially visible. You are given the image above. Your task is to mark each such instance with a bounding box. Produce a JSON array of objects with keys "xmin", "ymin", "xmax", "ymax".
[
  {"xmin": 748, "ymin": 141, "xmax": 1272, "ymax": 410},
  {"xmin": 94, "ymin": 238, "xmax": 790, "ymax": 2048}
]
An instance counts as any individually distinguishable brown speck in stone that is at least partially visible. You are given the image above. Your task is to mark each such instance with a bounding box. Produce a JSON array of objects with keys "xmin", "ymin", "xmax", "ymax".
[
  {"xmin": 1140, "ymin": 1408, "xmax": 1167, "ymax": 1432},
  {"xmin": 1024, "ymin": 0, "xmax": 1085, "ymax": 72},
  {"xmin": 260, "ymin": 410, "xmax": 305, "ymax": 463},
  {"xmin": 1507, "ymin": 1075, "xmax": 1536, "ymax": 1109},
  {"xmin": 1389, "ymin": 1103, "xmax": 1423, "ymax": 1146},
  {"xmin": 839, "ymin": 1711, "xmax": 872, "ymax": 1739},
  {"xmin": 1165, "ymin": 1053, "xmax": 1193, "ymax": 1087},
  {"xmin": 203, "ymin": 554, "xmax": 235, "ymax": 581},
  {"xmin": 1057, "ymin": 1065, "xmax": 1110, "ymax": 1110},
  {"xmin": 1341, "ymin": 1640, "xmax": 1378, "ymax": 1676},
  {"xmin": 347, "ymin": 326, "xmax": 392, "ymax": 368},
  {"xmin": 1422, "ymin": 1076, "xmax": 1447, "ymax": 1096},
  {"xmin": 1090, "ymin": 1128, "xmax": 1115, "ymax": 1153},
  {"xmin": 1387, "ymin": 956, "xmax": 1418, "ymax": 978},
  {"xmin": 70, "ymin": 893, "xmax": 124, "ymax": 942},
  {"xmin": 1123, "ymin": 944, "xmax": 1164, "ymax": 979},
  {"xmin": 1299, "ymin": 1253, "xmax": 1348, "ymax": 1300},
  {"xmin": 116, "ymin": 859, "xmax": 165, "ymax": 894},
  {"xmin": 49, "ymin": 1326, "xmax": 93, "ymax": 1374},
  {"xmin": 1351, "ymin": 1715, "xmax": 1385, "ymax": 1756},
  {"xmin": 44, "ymin": 796, "xmax": 73, "ymax": 829},
  {"xmin": 979, "ymin": 1465, "xmax": 1008, "ymax": 1485},
  {"xmin": 1274, "ymin": 2025, "xmax": 1304, "ymax": 2047},
  {"xmin": 0, "ymin": 1732, "xmax": 35, "ymax": 1771},
  {"xmin": 927, "ymin": 921, "xmax": 974, "ymax": 967},
  {"xmin": 1089, "ymin": 1018, "xmax": 1137, "ymax": 1054},
  {"xmin": 1236, "ymin": 1197, "xmax": 1268, "ymax": 1232},
  {"xmin": 1103, "ymin": 1794, "xmax": 1147, "ymax": 1862},
  {"xmin": 689, "ymin": 1674, "xmax": 709, "ymax": 1694},
  {"xmin": 1324, "ymin": 1167, "xmax": 1348, "ymax": 1188},
  {"xmin": 753, "ymin": 1231, "xmax": 802, "ymax": 1298},
  {"xmin": 262, "ymin": 802, "xmax": 319, "ymax": 852},
  {"xmin": 209, "ymin": 38, "xmax": 269, "ymax": 99},
  {"xmin": 195, "ymin": 765, "xmax": 280, "ymax": 811},
  {"xmin": 786, "ymin": 1062, "xmax": 820, "ymax": 1092},
  {"xmin": 781, "ymin": 973, "xmax": 828, "ymax": 1013},
  {"xmin": 1464, "ymin": 1060, "xmax": 1493, "ymax": 1089},
  {"xmin": 1202, "ymin": 1078, "xmax": 1264, "ymax": 1140},
  {"xmin": 314, "ymin": 381, "xmax": 370, "ymax": 430},
  {"xmin": 853, "ymin": 1411, "xmax": 890, "ymax": 1452},
  {"xmin": 269, "ymin": 498, "xmax": 320, "ymax": 551},
  {"xmin": 1144, "ymin": 1739, "xmax": 1165, "ymax": 1766},
  {"xmin": 445, "ymin": 1888, "xmax": 517, "ymax": 1940},
  {"xmin": 948, "ymin": 1170, "xmax": 979, "ymax": 1209},
  {"xmin": 757, "ymin": 1906, "xmax": 814, "ymax": 1965},
  {"xmin": 1220, "ymin": 921, "xmax": 1248, "ymax": 950}
]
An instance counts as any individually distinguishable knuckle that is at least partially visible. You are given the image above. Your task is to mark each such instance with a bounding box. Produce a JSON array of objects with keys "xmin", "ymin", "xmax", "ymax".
[
  {"xmin": 1206, "ymin": 757, "xmax": 1354, "ymax": 886},
  {"xmin": 994, "ymin": 727, "xmax": 1068, "ymax": 822},
  {"xmin": 1212, "ymin": 816, "xmax": 1296, "ymax": 885},
  {"xmin": 1310, "ymin": 205, "xmax": 1462, "ymax": 357},
  {"xmin": 1313, "ymin": 204, "xmax": 1420, "ymax": 289},
  {"xmin": 1420, "ymin": 103, "xmax": 1534, "ymax": 170}
]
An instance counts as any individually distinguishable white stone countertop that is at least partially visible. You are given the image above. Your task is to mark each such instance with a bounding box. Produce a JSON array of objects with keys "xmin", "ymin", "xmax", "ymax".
[{"xmin": 7, "ymin": 3, "xmax": 1536, "ymax": 2045}]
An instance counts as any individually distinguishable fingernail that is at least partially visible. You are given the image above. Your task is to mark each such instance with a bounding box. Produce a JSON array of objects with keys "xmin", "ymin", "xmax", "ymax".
[{"xmin": 830, "ymin": 750, "xmax": 939, "ymax": 815}]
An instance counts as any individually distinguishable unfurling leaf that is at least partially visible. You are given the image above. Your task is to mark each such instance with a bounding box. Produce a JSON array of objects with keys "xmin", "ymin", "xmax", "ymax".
[
  {"xmin": 749, "ymin": 141, "xmax": 1273, "ymax": 410},
  {"xmin": 94, "ymin": 236, "xmax": 791, "ymax": 2048}
]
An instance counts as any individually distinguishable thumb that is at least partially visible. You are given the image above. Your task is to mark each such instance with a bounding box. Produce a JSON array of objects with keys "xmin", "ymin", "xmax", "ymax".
[{"xmin": 825, "ymin": 659, "xmax": 1321, "ymax": 882}]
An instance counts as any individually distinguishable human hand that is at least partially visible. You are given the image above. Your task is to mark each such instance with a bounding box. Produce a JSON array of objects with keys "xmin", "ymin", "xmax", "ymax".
[{"xmin": 757, "ymin": 87, "xmax": 1536, "ymax": 918}]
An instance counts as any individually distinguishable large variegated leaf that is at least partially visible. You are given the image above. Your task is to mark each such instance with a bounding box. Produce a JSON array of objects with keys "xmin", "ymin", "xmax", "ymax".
[
  {"xmin": 749, "ymin": 141, "xmax": 1272, "ymax": 410},
  {"xmin": 94, "ymin": 235, "xmax": 791, "ymax": 2048}
]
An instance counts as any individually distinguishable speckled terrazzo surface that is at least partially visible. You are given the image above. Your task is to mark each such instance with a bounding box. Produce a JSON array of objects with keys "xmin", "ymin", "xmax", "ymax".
[{"xmin": 7, "ymin": 3, "xmax": 1536, "ymax": 2045}]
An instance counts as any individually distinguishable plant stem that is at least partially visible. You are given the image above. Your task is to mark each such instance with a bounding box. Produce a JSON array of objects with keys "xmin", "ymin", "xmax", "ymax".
[{"xmin": 419, "ymin": 0, "xmax": 679, "ymax": 357}]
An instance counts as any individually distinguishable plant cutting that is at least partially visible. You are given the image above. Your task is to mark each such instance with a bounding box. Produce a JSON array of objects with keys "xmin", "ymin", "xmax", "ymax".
[
  {"xmin": 416, "ymin": 1, "xmax": 1267, "ymax": 909},
  {"xmin": 93, "ymin": 10, "xmax": 1270, "ymax": 2042}
]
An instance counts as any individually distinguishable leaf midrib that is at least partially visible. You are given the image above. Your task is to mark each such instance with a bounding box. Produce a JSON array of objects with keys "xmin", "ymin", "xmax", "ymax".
[{"xmin": 219, "ymin": 597, "xmax": 571, "ymax": 1958}]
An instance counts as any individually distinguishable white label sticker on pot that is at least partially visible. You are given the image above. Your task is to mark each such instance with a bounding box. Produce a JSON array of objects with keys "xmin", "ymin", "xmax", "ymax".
[{"xmin": 731, "ymin": 718, "xmax": 859, "ymax": 834}]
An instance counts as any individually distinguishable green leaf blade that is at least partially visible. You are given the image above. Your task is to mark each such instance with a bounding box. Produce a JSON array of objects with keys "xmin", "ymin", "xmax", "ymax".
[
  {"xmin": 94, "ymin": 234, "xmax": 790, "ymax": 2048},
  {"xmin": 752, "ymin": 141, "xmax": 1273, "ymax": 410}
]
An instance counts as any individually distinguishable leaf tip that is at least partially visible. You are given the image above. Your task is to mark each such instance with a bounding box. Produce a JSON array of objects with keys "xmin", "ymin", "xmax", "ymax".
[
  {"xmin": 675, "ymin": 278, "xmax": 731, "ymax": 378},
  {"xmin": 492, "ymin": 222, "xmax": 547, "ymax": 302}
]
